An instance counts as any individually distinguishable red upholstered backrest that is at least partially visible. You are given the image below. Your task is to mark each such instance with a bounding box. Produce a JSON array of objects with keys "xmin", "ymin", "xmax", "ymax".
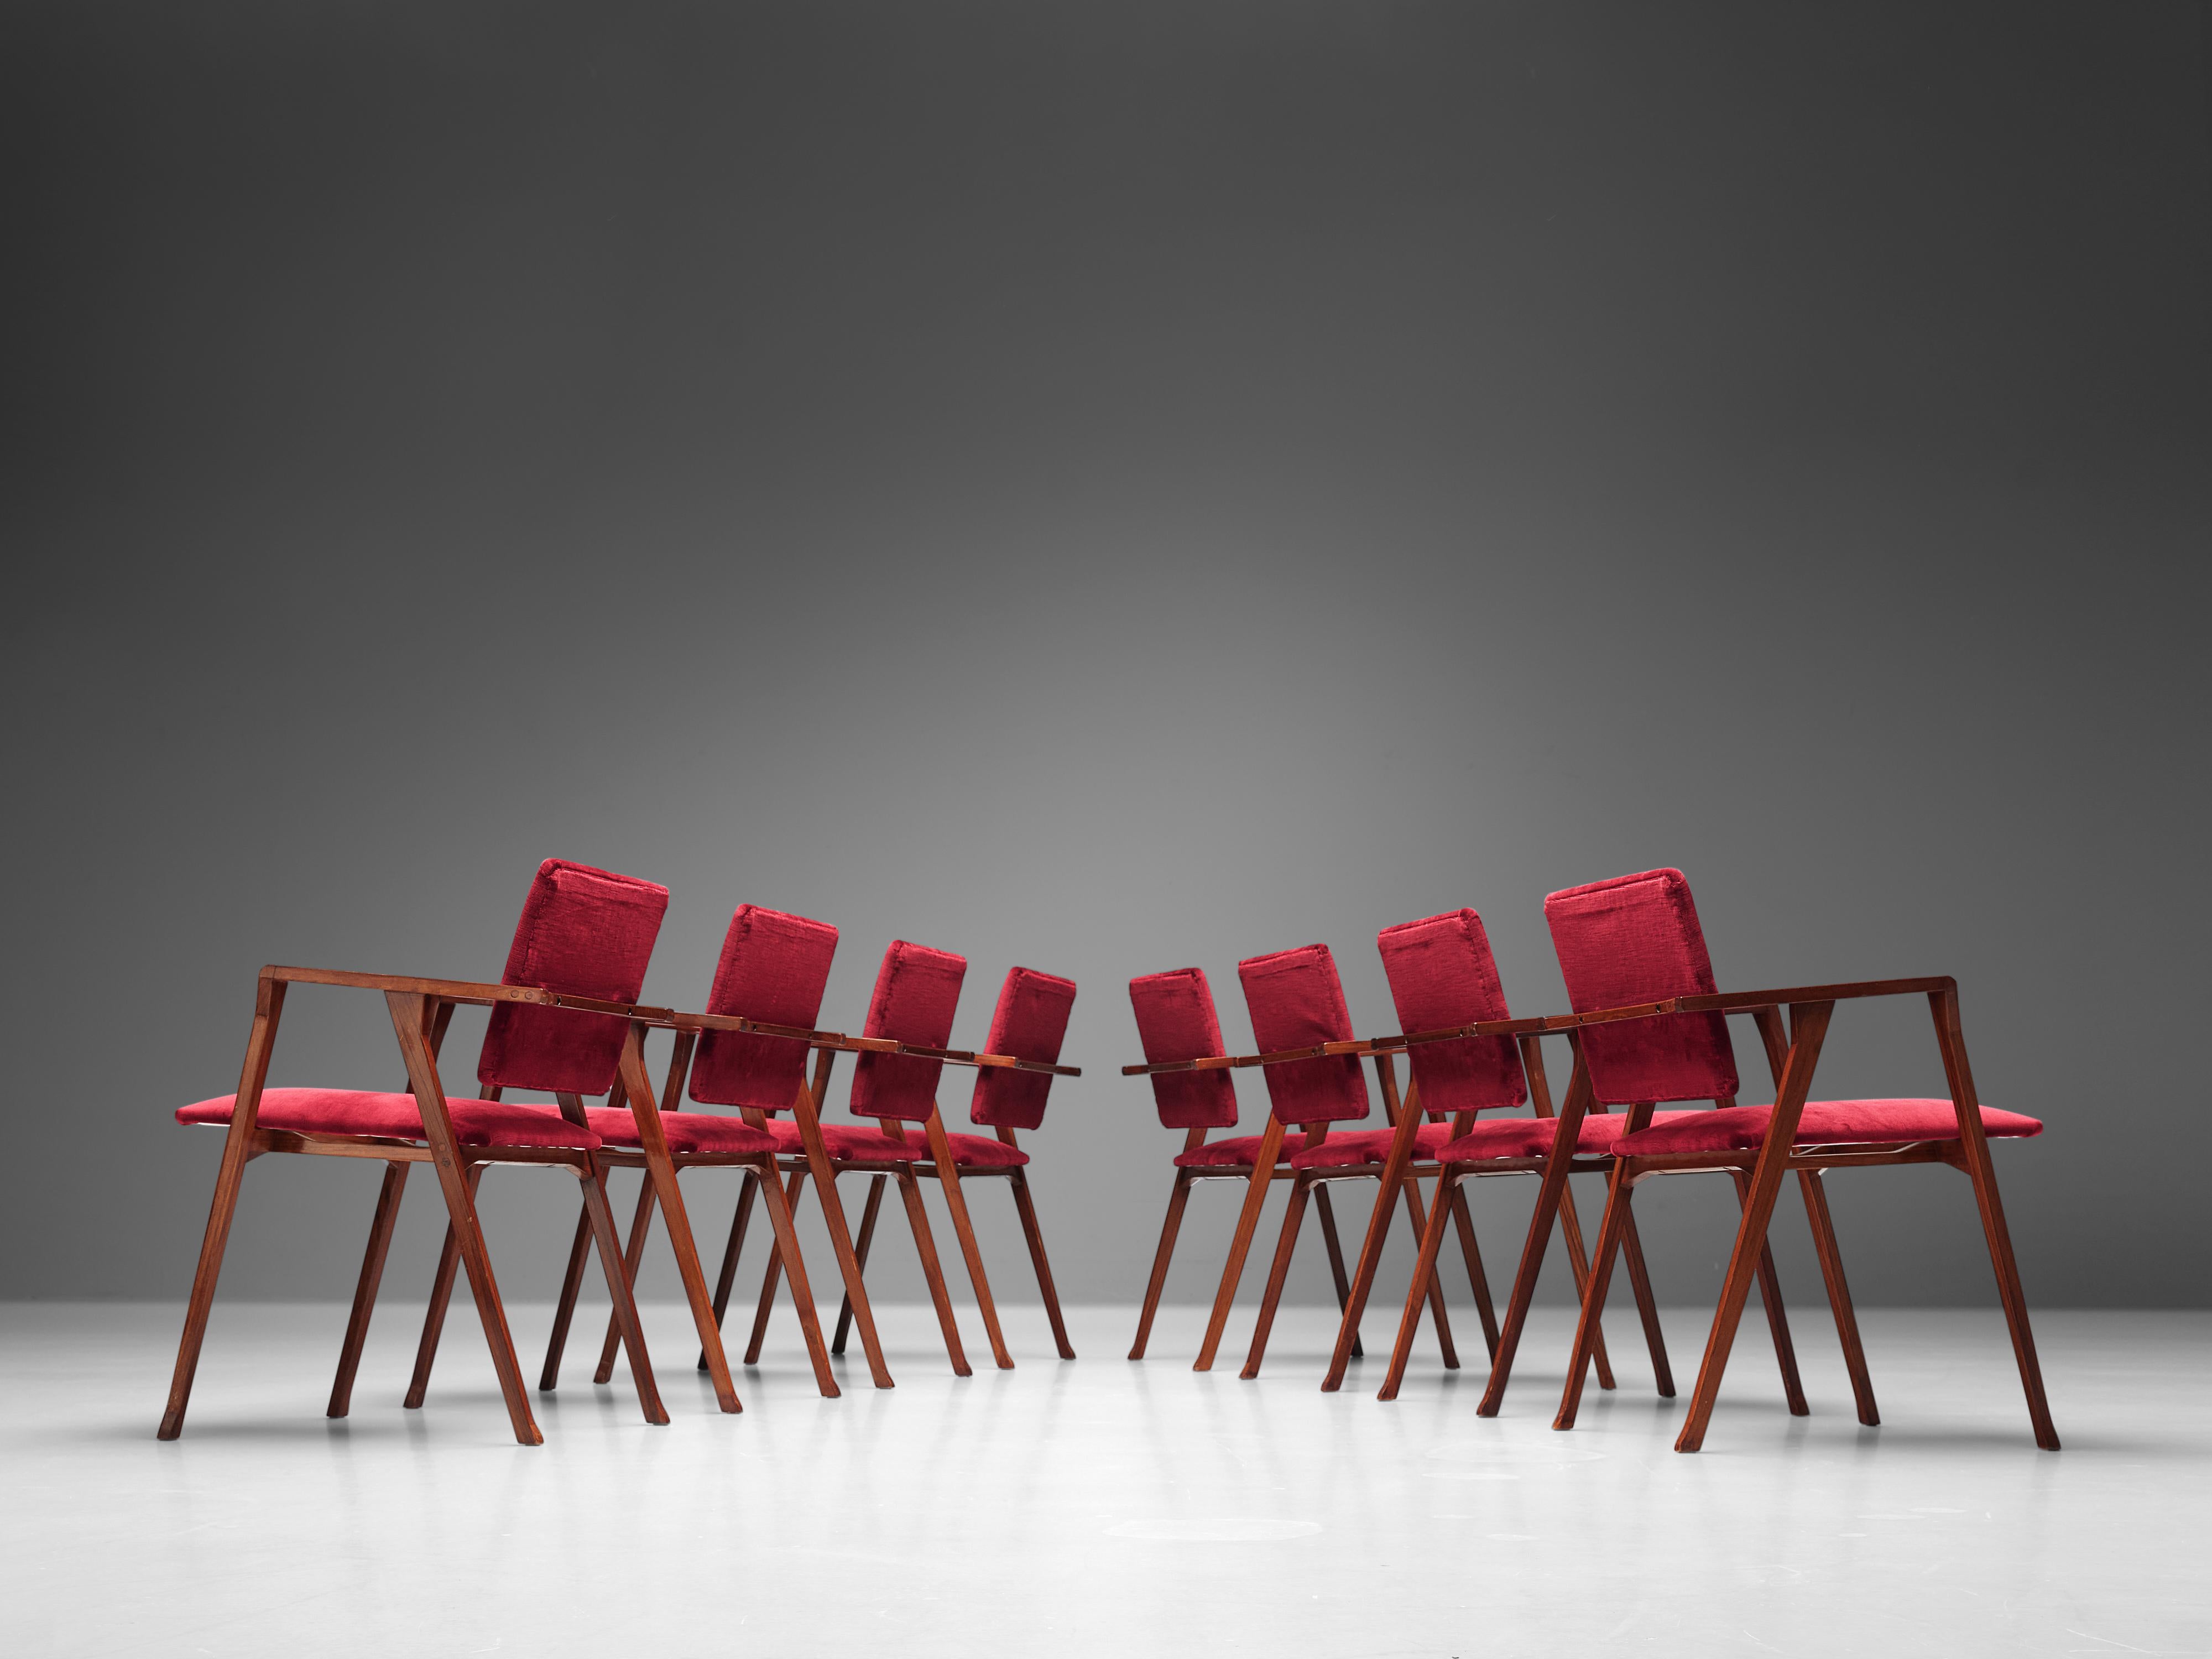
[
  {"xmin": 1237, "ymin": 944, "xmax": 1369, "ymax": 1125},
  {"xmin": 476, "ymin": 859, "xmax": 669, "ymax": 1097},
  {"xmin": 968, "ymin": 967, "xmax": 1078, "ymax": 1130},
  {"xmin": 1128, "ymin": 968, "xmax": 1240, "ymax": 1130},
  {"xmin": 848, "ymin": 940, "xmax": 966, "ymax": 1122},
  {"xmin": 687, "ymin": 905, "xmax": 839, "ymax": 1113},
  {"xmin": 1543, "ymin": 868, "xmax": 1739, "ymax": 1105},
  {"xmin": 1375, "ymin": 910, "xmax": 1528, "ymax": 1115}
]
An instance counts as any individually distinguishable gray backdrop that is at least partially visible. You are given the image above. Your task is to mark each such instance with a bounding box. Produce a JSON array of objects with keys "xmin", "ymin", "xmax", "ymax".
[{"xmin": 6, "ymin": 2, "xmax": 2207, "ymax": 1322}]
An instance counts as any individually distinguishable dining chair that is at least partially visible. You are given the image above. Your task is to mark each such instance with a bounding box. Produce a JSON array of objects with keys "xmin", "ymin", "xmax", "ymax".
[{"xmin": 1541, "ymin": 868, "xmax": 2057, "ymax": 1451}]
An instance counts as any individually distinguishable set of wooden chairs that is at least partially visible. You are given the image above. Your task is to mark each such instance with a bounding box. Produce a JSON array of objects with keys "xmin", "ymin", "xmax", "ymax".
[
  {"xmin": 161, "ymin": 860, "xmax": 1081, "ymax": 1445},
  {"xmin": 1121, "ymin": 868, "xmax": 2059, "ymax": 1453}
]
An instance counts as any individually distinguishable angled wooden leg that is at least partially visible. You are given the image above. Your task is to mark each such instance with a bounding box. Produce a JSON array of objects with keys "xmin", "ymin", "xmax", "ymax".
[
  {"xmin": 924, "ymin": 1112, "xmax": 1012, "ymax": 1370},
  {"xmin": 1446, "ymin": 1185, "xmax": 1499, "ymax": 1363},
  {"xmin": 1734, "ymin": 1168, "xmax": 1809, "ymax": 1415},
  {"xmin": 1130, "ymin": 1173, "xmax": 1193, "ymax": 1361},
  {"xmin": 754, "ymin": 1158, "xmax": 839, "ymax": 1397},
  {"xmin": 161, "ymin": 975, "xmax": 285, "ymax": 1441},
  {"xmin": 1613, "ymin": 1204, "xmax": 1671, "ymax": 1396},
  {"xmin": 1479, "ymin": 1049, "xmax": 1601, "ymax": 1417},
  {"xmin": 1195, "ymin": 1118, "xmax": 1286, "ymax": 1371},
  {"xmin": 1405, "ymin": 1179, "xmax": 1459, "ymax": 1370},
  {"xmin": 328, "ymin": 1160, "xmax": 409, "ymax": 1419},
  {"xmin": 593, "ymin": 1171, "xmax": 661, "ymax": 1386},
  {"xmin": 1379, "ymin": 1167, "xmax": 1459, "ymax": 1401},
  {"xmin": 1323, "ymin": 1171, "xmax": 1390, "ymax": 1392},
  {"xmin": 1240, "ymin": 1174, "xmax": 1313, "ymax": 1379},
  {"xmin": 1008, "ymin": 1170, "xmax": 1076, "ymax": 1360},
  {"xmin": 387, "ymin": 993, "xmax": 539, "ymax": 1445},
  {"xmin": 539, "ymin": 1194, "xmax": 597, "ymax": 1391},
  {"xmin": 575, "ymin": 1164, "xmax": 666, "ymax": 1424},
  {"xmin": 791, "ymin": 1056, "xmax": 894, "ymax": 1389},
  {"xmin": 832, "ymin": 1174, "xmax": 886, "ymax": 1357},
  {"xmin": 1553, "ymin": 1164, "xmax": 1637, "ymax": 1431},
  {"xmin": 745, "ymin": 1171, "xmax": 809, "ymax": 1364},
  {"xmin": 700, "ymin": 1172, "xmax": 760, "ymax": 1372},
  {"xmin": 1931, "ymin": 988, "xmax": 2057, "ymax": 1450},
  {"xmin": 896, "ymin": 1162, "xmax": 971, "ymax": 1376},
  {"xmin": 1798, "ymin": 1168, "xmax": 1877, "ymax": 1426},
  {"xmin": 403, "ymin": 1163, "xmax": 484, "ymax": 1410},
  {"xmin": 1312, "ymin": 1185, "xmax": 1364, "ymax": 1360}
]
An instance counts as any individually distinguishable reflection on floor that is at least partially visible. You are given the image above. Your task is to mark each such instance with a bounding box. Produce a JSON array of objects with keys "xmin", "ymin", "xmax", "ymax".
[{"xmin": 5, "ymin": 1302, "xmax": 2205, "ymax": 1657}]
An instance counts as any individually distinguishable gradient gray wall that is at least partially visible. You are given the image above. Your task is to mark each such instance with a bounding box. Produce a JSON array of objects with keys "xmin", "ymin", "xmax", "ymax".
[{"xmin": 6, "ymin": 2, "xmax": 2207, "ymax": 1318}]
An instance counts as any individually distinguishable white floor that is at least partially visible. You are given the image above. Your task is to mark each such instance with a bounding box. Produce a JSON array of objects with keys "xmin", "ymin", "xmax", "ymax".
[{"xmin": 3, "ymin": 1301, "xmax": 2204, "ymax": 1658}]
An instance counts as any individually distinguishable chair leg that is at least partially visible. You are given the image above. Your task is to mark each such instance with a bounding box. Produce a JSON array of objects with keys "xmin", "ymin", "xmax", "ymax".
[
  {"xmin": 403, "ymin": 1164, "xmax": 485, "ymax": 1410},
  {"xmin": 1446, "ymin": 1184, "xmax": 1499, "ymax": 1362},
  {"xmin": 1323, "ymin": 1170, "xmax": 1401, "ymax": 1393},
  {"xmin": 1613, "ymin": 1203, "xmax": 1671, "ymax": 1396},
  {"xmin": 1378, "ymin": 1169, "xmax": 1459, "ymax": 1401},
  {"xmin": 1798, "ymin": 1168, "xmax": 1877, "ymax": 1426},
  {"xmin": 540, "ymin": 1193, "xmax": 597, "ymax": 1391},
  {"xmin": 1196, "ymin": 1122, "xmax": 1285, "ymax": 1371},
  {"xmin": 896, "ymin": 1164, "xmax": 972, "ymax": 1376},
  {"xmin": 1403, "ymin": 1178, "xmax": 1458, "ymax": 1370},
  {"xmin": 593, "ymin": 1172, "xmax": 661, "ymax": 1386},
  {"xmin": 700, "ymin": 1172, "xmax": 760, "ymax": 1371},
  {"xmin": 576, "ymin": 1165, "xmax": 667, "ymax": 1425},
  {"xmin": 1554, "ymin": 1181, "xmax": 1619, "ymax": 1391},
  {"xmin": 832, "ymin": 1174, "xmax": 886, "ymax": 1357},
  {"xmin": 1240, "ymin": 1174, "xmax": 1313, "ymax": 1380},
  {"xmin": 1733, "ymin": 1169, "xmax": 1809, "ymax": 1416},
  {"xmin": 1553, "ymin": 1168, "xmax": 1636, "ymax": 1431},
  {"xmin": 1130, "ymin": 1172, "xmax": 1193, "ymax": 1361},
  {"xmin": 926, "ymin": 1119, "xmax": 1013, "ymax": 1370},
  {"xmin": 1312, "ymin": 1185, "xmax": 1364, "ymax": 1361},
  {"xmin": 755, "ymin": 1159, "xmax": 839, "ymax": 1398},
  {"xmin": 1478, "ymin": 1156, "xmax": 1581, "ymax": 1418},
  {"xmin": 1008, "ymin": 1170, "xmax": 1076, "ymax": 1360},
  {"xmin": 328, "ymin": 1161, "xmax": 409, "ymax": 1419},
  {"xmin": 745, "ymin": 1171, "xmax": 809, "ymax": 1365}
]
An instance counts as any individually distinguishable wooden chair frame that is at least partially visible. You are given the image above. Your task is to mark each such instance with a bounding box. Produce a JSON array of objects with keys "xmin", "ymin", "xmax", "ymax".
[
  {"xmin": 160, "ymin": 968, "xmax": 707, "ymax": 1446},
  {"xmin": 1545, "ymin": 977, "xmax": 2057, "ymax": 1452}
]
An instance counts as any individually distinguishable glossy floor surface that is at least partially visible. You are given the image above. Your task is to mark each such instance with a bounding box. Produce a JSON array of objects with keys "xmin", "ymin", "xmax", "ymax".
[{"xmin": 4, "ymin": 1302, "xmax": 2204, "ymax": 1657}]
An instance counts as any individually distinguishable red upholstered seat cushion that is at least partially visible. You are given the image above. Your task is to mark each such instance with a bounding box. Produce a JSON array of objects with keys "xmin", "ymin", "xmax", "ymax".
[
  {"xmin": 178, "ymin": 1088, "xmax": 599, "ymax": 1150},
  {"xmin": 1431, "ymin": 1110, "xmax": 1709, "ymax": 1163},
  {"xmin": 1288, "ymin": 1122, "xmax": 1455, "ymax": 1170},
  {"xmin": 584, "ymin": 1107, "xmax": 777, "ymax": 1157},
  {"xmin": 938, "ymin": 1131, "xmax": 1030, "ymax": 1169},
  {"xmin": 1173, "ymin": 1132, "xmax": 1287, "ymax": 1170},
  {"xmin": 1129, "ymin": 968, "xmax": 1240, "ymax": 1130},
  {"xmin": 1615, "ymin": 1098, "xmax": 2043, "ymax": 1156},
  {"xmin": 761, "ymin": 1118, "xmax": 926, "ymax": 1161}
]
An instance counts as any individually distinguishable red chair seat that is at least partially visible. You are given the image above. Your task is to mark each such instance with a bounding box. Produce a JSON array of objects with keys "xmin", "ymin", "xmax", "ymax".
[
  {"xmin": 938, "ymin": 1132, "xmax": 1030, "ymax": 1169},
  {"xmin": 1173, "ymin": 1133, "xmax": 1288, "ymax": 1170},
  {"xmin": 1288, "ymin": 1123, "xmax": 1454, "ymax": 1170},
  {"xmin": 178, "ymin": 1088, "xmax": 599, "ymax": 1151},
  {"xmin": 1614, "ymin": 1098, "xmax": 2044, "ymax": 1156},
  {"xmin": 759, "ymin": 1118, "xmax": 928, "ymax": 1161},
  {"xmin": 1431, "ymin": 1110, "xmax": 1712, "ymax": 1164},
  {"xmin": 585, "ymin": 1107, "xmax": 777, "ymax": 1157}
]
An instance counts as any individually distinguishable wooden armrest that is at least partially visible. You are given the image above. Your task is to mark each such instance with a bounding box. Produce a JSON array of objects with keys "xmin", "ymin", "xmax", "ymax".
[
  {"xmin": 665, "ymin": 1010, "xmax": 1078, "ymax": 1077},
  {"xmin": 266, "ymin": 964, "xmax": 660, "ymax": 1017}
]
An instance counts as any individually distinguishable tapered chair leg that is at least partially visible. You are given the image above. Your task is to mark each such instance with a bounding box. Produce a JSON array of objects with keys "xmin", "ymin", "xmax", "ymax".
[
  {"xmin": 1312, "ymin": 1185, "xmax": 1364, "ymax": 1360},
  {"xmin": 328, "ymin": 1161, "xmax": 409, "ymax": 1418},
  {"xmin": 1798, "ymin": 1168, "xmax": 1877, "ymax": 1426},
  {"xmin": 1196, "ymin": 1122, "xmax": 1285, "ymax": 1371},
  {"xmin": 404, "ymin": 1164, "xmax": 485, "ymax": 1409},
  {"xmin": 1008, "ymin": 1170, "xmax": 1076, "ymax": 1359},
  {"xmin": 1614, "ymin": 1204, "xmax": 1671, "ymax": 1396},
  {"xmin": 1404, "ymin": 1179, "xmax": 1459, "ymax": 1369},
  {"xmin": 700, "ymin": 1172, "xmax": 760, "ymax": 1371},
  {"xmin": 1446, "ymin": 1185, "xmax": 1499, "ymax": 1361},
  {"xmin": 575, "ymin": 1165, "xmax": 667, "ymax": 1424},
  {"xmin": 927, "ymin": 1119, "xmax": 1013, "ymax": 1370},
  {"xmin": 745, "ymin": 1171, "xmax": 810, "ymax": 1365},
  {"xmin": 593, "ymin": 1173, "xmax": 662, "ymax": 1386},
  {"xmin": 1240, "ymin": 1176, "xmax": 1314, "ymax": 1380},
  {"xmin": 1130, "ymin": 1172, "xmax": 1193, "ymax": 1361},
  {"xmin": 540, "ymin": 1196, "xmax": 597, "ymax": 1390},
  {"xmin": 1554, "ymin": 1167, "xmax": 1636, "ymax": 1431},
  {"xmin": 1733, "ymin": 1170, "xmax": 1809, "ymax": 1416},
  {"xmin": 1479, "ymin": 1154, "xmax": 1584, "ymax": 1418},
  {"xmin": 1379, "ymin": 1170, "xmax": 1459, "ymax": 1401},
  {"xmin": 832, "ymin": 1174, "xmax": 887, "ymax": 1357},
  {"xmin": 896, "ymin": 1165, "xmax": 971, "ymax": 1376},
  {"xmin": 754, "ymin": 1161, "xmax": 839, "ymax": 1397}
]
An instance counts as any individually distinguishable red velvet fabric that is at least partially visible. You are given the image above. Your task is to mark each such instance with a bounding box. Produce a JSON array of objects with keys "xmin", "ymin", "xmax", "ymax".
[
  {"xmin": 761, "ymin": 1118, "xmax": 926, "ymax": 1161},
  {"xmin": 178, "ymin": 1088, "xmax": 599, "ymax": 1150},
  {"xmin": 969, "ymin": 966, "xmax": 1077, "ymax": 1129},
  {"xmin": 849, "ymin": 940, "xmax": 967, "ymax": 1123},
  {"xmin": 1426, "ymin": 1110, "xmax": 1708, "ymax": 1163},
  {"xmin": 1375, "ymin": 909, "xmax": 1528, "ymax": 1115},
  {"xmin": 938, "ymin": 1131, "xmax": 1031, "ymax": 1169},
  {"xmin": 687, "ymin": 905, "xmax": 839, "ymax": 1112},
  {"xmin": 1128, "ymin": 968, "xmax": 1240, "ymax": 1130},
  {"xmin": 1615, "ymin": 1098, "xmax": 2044, "ymax": 1156},
  {"xmin": 583, "ymin": 1107, "xmax": 778, "ymax": 1157},
  {"xmin": 1543, "ymin": 868, "xmax": 1740, "ymax": 1106},
  {"xmin": 1287, "ymin": 1121, "xmax": 1454, "ymax": 1170},
  {"xmin": 1237, "ymin": 944, "xmax": 1369, "ymax": 1126},
  {"xmin": 476, "ymin": 859, "xmax": 669, "ymax": 1097},
  {"xmin": 1172, "ymin": 1132, "xmax": 1288, "ymax": 1170}
]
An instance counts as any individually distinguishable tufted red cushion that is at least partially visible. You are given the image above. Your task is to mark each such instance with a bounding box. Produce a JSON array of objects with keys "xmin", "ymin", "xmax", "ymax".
[
  {"xmin": 1376, "ymin": 910, "xmax": 1528, "ymax": 1115},
  {"xmin": 1172, "ymin": 1133, "xmax": 1288, "ymax": 1170},
  {"xmin": 584, "ymin": 1107, "xmax": 778, "ymax": 1157},
  {"xmin": 761, "ymin": 1117, "xmax": 926, "ymax": 1162},
  {"xmin": 1238, "ymin": 944, "xmax": 1369, "ymax": 1126},
  {"xmin": 1288, "ymin": 1121, "xmax": 1455, "ymax": 1170},
  {"xmin": 688, "ymin": 905, "xmax": 838, "ymax": 1112},
  {"xmin": 938, "ymin": 1131, "xmax": 1031, "ymax": 1169},
  {"xmin": 969, "ymin": 967, "xmax": 1077, "ymax": 1129},
  {"xmin": 1544, "ymin": 869, "xmax": 1740, "ymax": 1107},
  {"xmin": 1615, "ymin": 1098, "xmax": 2044, "ymax": 1156},
  {"xmin": 476, "ymin": 859, "xmax": 670, "ymax": 1097},
  {"xmin": 178, "ymin": 1088, "xmax": 599, "ymax": 1150},
  {"xmin": 849, "ymin": 940, "xmax": 966, "ymax": 1123},
  {"xmin": 1129, "ymin": 968, "xmax": 1240, "ymax": 1130}
]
